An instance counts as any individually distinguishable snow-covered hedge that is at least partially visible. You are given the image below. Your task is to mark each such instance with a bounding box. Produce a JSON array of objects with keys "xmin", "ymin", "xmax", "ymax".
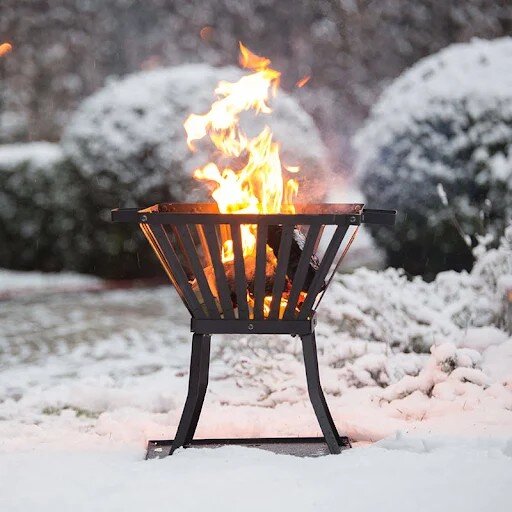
[
  {"xmin": 0, "ymin": 143, "xmax": 68, "ymax": 271},
  {"xmin": 354, "ymin": 38, "xmax": 512, "ymax": 277},
  {"xmin": 0, "ymin": 142, "xmax": 146, "ymax": 277}
]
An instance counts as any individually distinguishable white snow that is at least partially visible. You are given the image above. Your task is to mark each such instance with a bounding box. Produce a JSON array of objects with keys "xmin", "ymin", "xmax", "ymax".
[
  {"xmin": 0, "ymin": 269, "xmax": 102, "ymax": 298},
  {"xmin": 0, "ymin": 142, "xmax": 63, "ymax": 173},
  {"xmin": 0, "ymin": 260, "xmax": 511, "ymax": 510},
  {"xmin": 1, "ymin": 439, "xmax": 511, "ymax": 512}
]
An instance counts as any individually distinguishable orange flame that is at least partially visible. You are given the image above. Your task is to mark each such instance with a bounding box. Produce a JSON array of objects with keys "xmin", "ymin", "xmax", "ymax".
[
  {"xmin": 295, "ymin": 75, "xmax": 311, "ymax": 88},
  {"xmin": 0, "ymin": 42, "xmax": 13, "ymax": 57},
  {"xmin": 184, "ymin": 43, "xmax": 299, "ymax": 314}
]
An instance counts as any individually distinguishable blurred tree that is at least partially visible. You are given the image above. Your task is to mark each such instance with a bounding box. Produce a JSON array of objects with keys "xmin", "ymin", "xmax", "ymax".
[{"xmin": 1, "ymin": 0, "xmax": 511, "ymax": 168}]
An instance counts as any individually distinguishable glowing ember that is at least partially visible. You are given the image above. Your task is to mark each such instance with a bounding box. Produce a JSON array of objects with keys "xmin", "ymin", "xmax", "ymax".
[
  {"xmin": 184, "ymin": 43, "xmax": 301, "ymax": 315},
  {"xmin": 295, "ymin": 75, "xmax": 311, "ymax": 88},
  {"xmin": 0, "ymin": 42, "xmax": 13, "ymax": 57}
]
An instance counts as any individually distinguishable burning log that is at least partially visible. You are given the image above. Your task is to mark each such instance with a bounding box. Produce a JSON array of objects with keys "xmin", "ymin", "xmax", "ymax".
[
  {"xmin": 267, "ymin": 225, "xmax": 320, "ymax": 292},
  {"xmin": 199, "ymin": 248, "xmax": 290, "ymax": 308}
]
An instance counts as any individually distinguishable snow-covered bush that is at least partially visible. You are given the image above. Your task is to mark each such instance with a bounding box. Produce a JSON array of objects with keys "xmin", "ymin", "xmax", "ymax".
[
  {"xmin": 0, "ymin": 143, "xmax": 68, "ymax": 271},
  {"xmin": 379, "ymin": 342, "xmax": 489, "ymax": 402},
  {"xmin": 354, "ymin": 38, "xmax": 512, "ymax": 278},
  {"xmin": 56, "ymin": 64, "xmax": 329, "ymax": 277},
  {"xmin": 321, "ymin": 223, "xmax": 512, "ymax": 353},
  {"xmin": 62, "ymin": 63, "xmax": 329, "ymax": 207},
  {"xmin": 0, "ymin": 142, "xmax": 146, "ymax": 277}
]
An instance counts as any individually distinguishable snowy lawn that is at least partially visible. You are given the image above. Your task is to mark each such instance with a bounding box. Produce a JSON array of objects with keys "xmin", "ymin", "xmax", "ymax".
[{"xmin": 1, "ymin": 270, "xmax": 511, "ymax": 511}]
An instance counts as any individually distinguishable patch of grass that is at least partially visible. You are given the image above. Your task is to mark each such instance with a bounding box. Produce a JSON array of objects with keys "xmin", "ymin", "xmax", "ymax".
[
  {"xmin": 41, "ymin": 406, "xmax": 61, "ymax": 416},
  {"xmin": 41, "ymin": 405, "xmax": 100, "ymax": 419}
]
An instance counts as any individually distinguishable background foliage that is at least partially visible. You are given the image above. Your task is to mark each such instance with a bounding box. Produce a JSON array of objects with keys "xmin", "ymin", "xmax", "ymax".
[
  {"xmin": 2, "ymin": 0, "xmax": 511, "ymax": 167},
  {"xmin": 1, "ymin": 0, "xmax": 511, "ymax": 278}
]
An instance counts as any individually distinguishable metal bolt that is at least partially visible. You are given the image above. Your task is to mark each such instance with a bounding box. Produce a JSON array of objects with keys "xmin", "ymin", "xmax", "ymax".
[
  {"xmin": 248, "ymin": 323, "xmax": 254, "ymax": 330},
  {"xmin": 141, "ymin": 214, "xmax": 148, "ymax": 222},
  {"xmin": 350, "ymin": 216, "xmax": 356, "ymax": 223}
]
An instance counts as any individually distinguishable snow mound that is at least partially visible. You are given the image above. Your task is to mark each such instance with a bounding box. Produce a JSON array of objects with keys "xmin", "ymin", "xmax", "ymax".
[{"xmin": 321, "ymin": 222, "xmax": 512, "ymax": 352}]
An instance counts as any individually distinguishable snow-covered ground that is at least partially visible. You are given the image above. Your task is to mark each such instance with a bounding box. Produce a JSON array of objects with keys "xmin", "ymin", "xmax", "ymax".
[
  {"xmin": 0, "ymin": 262, "xmax": 511, "ymax": 510},
  {"xmin": 0, "ymin": 269, "xmax": 102, "ymax": 299}
]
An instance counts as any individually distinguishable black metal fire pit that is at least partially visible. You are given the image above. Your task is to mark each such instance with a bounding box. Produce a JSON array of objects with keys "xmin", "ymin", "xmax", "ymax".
[{"xmin": 112, "ymin": 202, "xmax": 395, "ymax": 458}]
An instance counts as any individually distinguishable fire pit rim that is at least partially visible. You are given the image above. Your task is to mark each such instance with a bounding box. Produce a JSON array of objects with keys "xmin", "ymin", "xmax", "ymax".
[{"xmin": 111, "ymin": 202, "xmax": 396, "ymax": 226}]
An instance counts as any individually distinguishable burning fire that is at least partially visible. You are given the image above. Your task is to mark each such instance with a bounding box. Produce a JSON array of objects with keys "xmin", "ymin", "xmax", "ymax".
[
  {"xmin": 184, "ymin": 43, "xmax": 301, "ymax": 316},
  {"xmin": 185, "ymin": 43, "xmax": 299, "ymax": 260}
]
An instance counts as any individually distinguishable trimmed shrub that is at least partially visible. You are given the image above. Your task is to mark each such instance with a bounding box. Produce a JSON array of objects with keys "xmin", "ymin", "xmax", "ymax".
[
  {"xmin": 0, "ymin": 143, "xmax": 67, "ymax": 272},
  {"xmin": 354, "ymin": 38, "xmax": 512, "ymax": 278}
]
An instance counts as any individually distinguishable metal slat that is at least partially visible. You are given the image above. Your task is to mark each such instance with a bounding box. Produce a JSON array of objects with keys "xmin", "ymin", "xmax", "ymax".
[
  {"xmin": 253, "ymin": 223, "xmax": 268, "ymax": 320},
  {"xmin": 268, "ymin": 224, "xmax": 294, "ymax": 319},
  {"xmin": 230, "ymin": 222, "xmax": 249, "ymax": 319},
  {"xmin": 170, "ymin": 225, "xmax": 193, "ymax": 278},
  {"xmin": 313, "ymin": 226, "xmax": 360, "ymax": 312},
  {"xmin": 151, "ymin": 225, "xmax": 206, "ymax": 319},
  {"xmin": 202, "ymin": 224, "xmax": 236, "ymax": 319},
  {"xmin": 140, "ymin": 224, "xmax": 192, "ymax": 315},
  {"xmin": 196, "ymin": 225, "xmax": 213, "ymax": 268},
  {"xmin": 176, "ymin": 225, "xmax": 220, "ymax": 319},
  {"xmin": 297, "ymin": 223, "xmax": 349, "ymax": 319},
  {"xmin": 283, "ymin": 224, "xmax": 321, "ymax": 320}
]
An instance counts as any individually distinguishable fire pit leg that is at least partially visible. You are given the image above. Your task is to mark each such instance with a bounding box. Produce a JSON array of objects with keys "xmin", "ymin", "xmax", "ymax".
[
  {"xmin": 301, "ymin": 331, "xmax": 346, "ymax": 454},
  {"xmin": 170, "ymin": 333, "xmax": 211, "ymax": 455}
]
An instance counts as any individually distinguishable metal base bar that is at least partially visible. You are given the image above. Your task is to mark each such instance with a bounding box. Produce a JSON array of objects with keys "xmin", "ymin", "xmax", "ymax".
[
  {"xmin": 147, "ymin": 436, "xmax": 351, "ymax": 459},
  {"xmin": 161, "ymin": 329, "xmax": 349, "ymax": 458}
]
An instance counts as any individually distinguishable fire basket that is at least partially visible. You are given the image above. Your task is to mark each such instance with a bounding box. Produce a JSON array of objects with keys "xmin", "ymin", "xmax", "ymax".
[{"xmin": 112, "ymin": 202, "xmax": 395, "ymax": 457}]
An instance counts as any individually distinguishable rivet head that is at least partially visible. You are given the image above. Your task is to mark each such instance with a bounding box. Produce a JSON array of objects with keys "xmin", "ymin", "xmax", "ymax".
[
  {"xmin": 140, "ymin": 214, "xmax": 148, "ymax": 222},
  {"xmin": 350, "ymin": 216, "xmax": 356, "ymax": 223},
  {"xmin": 248, "ymin": 323, "xmax": 254, "ymax": 330}
]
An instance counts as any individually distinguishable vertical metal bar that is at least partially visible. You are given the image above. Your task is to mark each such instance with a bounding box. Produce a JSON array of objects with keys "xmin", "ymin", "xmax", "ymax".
[
  {"xmin": 140, "ymin": 224, "xmax": 178, "ymax": 290},
  {"xmin": 219, "ymin": 224, "xmax": 230, "ymax": 247},
  {"xmin": 151, "ymin": 225, "xmax": 207, "ymax": 318},
  {"xmin": 230, "ymin": 222, "xmax": 249, "ymax": 319},
  {"xmin": 170, "ymin": 225, "xmax": 193, "ymax": 278},
  {"xmin": 253, "ymin": 223, "xmax": 268, "ymax": 320},
  {"xmin": 170, "ymin": 333, "xmax": 211, "ymax": 454},
  {"xmin": 202, "ymin": 224, "xmax": 236, "ymax": 319},
  {"xmin": 283, "ymin": 224, "xmax": 321, "ymax": 320},
  {"xmin": 301, "ymin": 331, "xmax": 343, "ymax": 454},
  {"xmin": 313, "ymin": 225, "xmax": 325, "ymax": 254},
  {"xmin": 298, "ymin": 223, "xmax": 349, "ymax": 319},
  {"xmin": 176, "ymin": 224, "xmax": 220, "ymax": 319},
  {"xmin": 313, "ymin": 226, "xmax": 359, "ymax": 312},
  {"xmin": 196, "ymin": 225, "xmax": 212, "ymax": 268},
  {"xmin": 268, "ymin": 224, "xmax": 294, "ymax": 319}
]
